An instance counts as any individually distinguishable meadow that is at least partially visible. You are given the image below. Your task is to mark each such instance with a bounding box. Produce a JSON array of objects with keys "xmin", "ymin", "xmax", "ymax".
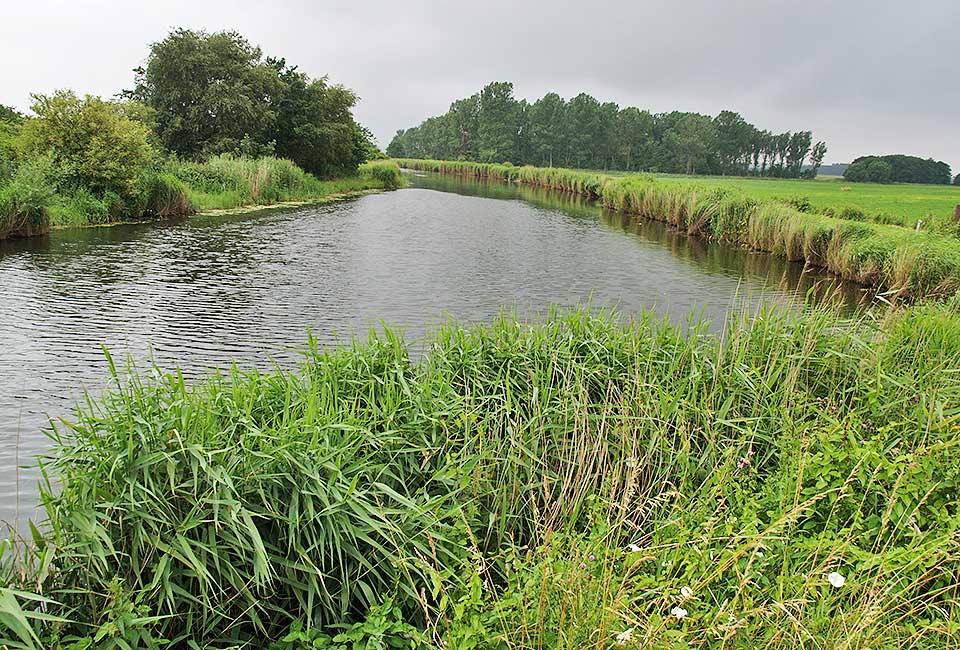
[
  {"xmin": 398, "ymin": 159, "xmax": 960, "ymax": 300},
  {"xmin": 632, "ymin": 172, "xmax": 960, "ymax": 227},
  {"xmin": 1, "ymin": 300, "xmax": 959, "ymax": 648}
]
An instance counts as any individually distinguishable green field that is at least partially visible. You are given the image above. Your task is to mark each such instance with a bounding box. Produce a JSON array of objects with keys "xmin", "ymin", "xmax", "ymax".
[
  {"xmin": 581, "ymin": 169, "xmax": 959, "ymax": 228},
  {"xmin": 647, "ymin": 173, "xmax": 960, "ymax": 226}
]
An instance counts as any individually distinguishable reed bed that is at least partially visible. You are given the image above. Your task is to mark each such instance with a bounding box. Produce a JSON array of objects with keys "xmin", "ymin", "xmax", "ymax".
[
  {"xmin": 2, "ymin": 301, "xmax": 959, "ymax": 648},
  {"xmin": 397, "ymin": 159, "xmax": 960, "ymax": 300}
]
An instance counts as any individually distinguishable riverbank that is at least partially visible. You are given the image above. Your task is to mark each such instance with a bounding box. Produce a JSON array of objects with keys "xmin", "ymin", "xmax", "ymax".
[
  {"xmin": 1, "ymin": 158, "xmax": 403, "ymax": 240},
  {"xmin": 398, "ymin": 159, "xmax": 960, "ymax": 300},
  {"xmin": 2, "ymin": 301, "xmax": 959, "ymax": 648}
]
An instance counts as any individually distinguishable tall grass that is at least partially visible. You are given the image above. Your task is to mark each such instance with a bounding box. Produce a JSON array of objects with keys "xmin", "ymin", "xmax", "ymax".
[
  {"xmin": 2, "ymin": 301, "xmax": 959, "ymax": 648},
  {"xmin": 398, "ymin": 159, "xmax": 960, "ymax": 299},
  {"xmin": 0, "ymin": 157, "xmax": 402, "ymax": 239},
  {"xmin": 169, "ymin": 156, "xmax": 402, "ymax": 212}
]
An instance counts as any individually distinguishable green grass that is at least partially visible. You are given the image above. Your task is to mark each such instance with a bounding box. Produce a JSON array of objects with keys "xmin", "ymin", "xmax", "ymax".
[
  {"xmin": 2, "ymin": 301, "xmax": 960, "ymax": 648},
  {"xmin": 397, "ymin": 159, "xmax": 960, "ymax": 300},
  {"xmin": 0, "ymin": 157, "xmax": 403, "ymax": 238},
  {"xmin": 643, "ymin": 173, "xmax": 960, "ymax": 228}
]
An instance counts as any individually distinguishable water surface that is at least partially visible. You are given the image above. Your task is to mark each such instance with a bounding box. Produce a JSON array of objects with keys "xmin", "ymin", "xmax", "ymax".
[{"xmin": 0, "ymin": 171, "xmax": 868, "ymax": 529}]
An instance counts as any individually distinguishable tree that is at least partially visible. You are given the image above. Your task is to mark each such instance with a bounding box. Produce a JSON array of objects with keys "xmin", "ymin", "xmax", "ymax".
[
  {"xmin": 387, "ymin": 81, "xmax": 824, "ymax": 179},
  {"xmin": 954, "ymin": 173, "xmax": 960, "ymax": 186},
  {"xmin": 666, "ymin": 114, "xmax": 716, "ymax": 174},
  {"xmin": 527, "ymin": 93, "xmax": 566, "ymax": 167},
  {"xmin": 131, "ymin": 28, "xmax": 364, "ymax": 176},
  {"xmin": 0, "ymin": 105, "xmax": 22, "ymax": 180},
  {"xmin": 18, "ymin": 91, "xmax": 154, "ymax": 201},
  {"xmin": 844, "ymin": 158, "xmax": 894, "ymax": 183},
  {"xmin": 130, "ymin": 29, "xmax": 280, "ymax": 159},
  {"xmin": 845, "ymin": 155, "xmax": 951, "ymax": 184},
  {"xmin": 804, "ymin": 141, "xmax": 828, "ymax": 178},
  {"xmin": 271, "ymin": 61, "xmax": 362, "ymax": 177},
  {"xmin": 477, "ymin": 82, "xmax": 519, "ymax": 162},
  {"xmin": 714, "ymin": 110, "xmax": 752, "ymax": 174}
]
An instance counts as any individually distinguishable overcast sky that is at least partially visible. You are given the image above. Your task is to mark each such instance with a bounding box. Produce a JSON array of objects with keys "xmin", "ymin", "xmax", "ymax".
[{"xmin": 2, "ymin": 0, "xmax": 958, "ymax": 172}]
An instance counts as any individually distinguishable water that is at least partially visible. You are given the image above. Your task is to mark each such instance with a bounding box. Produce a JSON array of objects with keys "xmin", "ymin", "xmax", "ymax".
[{"xmin": 0, "ymin": 171, "xmax": 869, "ymax": 529}]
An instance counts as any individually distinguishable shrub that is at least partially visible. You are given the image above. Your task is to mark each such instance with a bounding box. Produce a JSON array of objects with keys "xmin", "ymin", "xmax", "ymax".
[
  {"xmin": 17, "ymin": 91, "xmax": 155, "ymax": 203},
  {"xmin": 0, "ymin": 154, "xmax": 59, "ymax": 236},
  {"xmin": 359, "ymin": 160, "xmax": 403, "ymax": 189}
]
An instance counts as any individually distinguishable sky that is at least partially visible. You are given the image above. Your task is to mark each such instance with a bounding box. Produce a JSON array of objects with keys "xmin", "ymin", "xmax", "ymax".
[{"xmin": 2, "ymin": 0, "xmax": 958, "ymax": 173}]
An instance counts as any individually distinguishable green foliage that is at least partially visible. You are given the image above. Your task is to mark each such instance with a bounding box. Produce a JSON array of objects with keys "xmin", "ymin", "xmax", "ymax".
[
  {"xmin": 4, "ymin": 303, "xmax": 960, "ymax": 647},
  {"xmin": 131, "ymin": 28, "xmax": 363, "ymax": 177},
  {"xmin": 954, "ymin": 173, "xmax": 959, "ymax": 186},
  {"xmin": 844, "ymin": 157, "xmax": 894, "ymax": 183},
  {"xmin": 359, "ymin": 160, "xmax": 403, "ymax": 190},
  {"xmin": 18, "ymin": 91, "xmax": 155, "ymax": 203},
  {"xmin": 387, "ymin": 82, "xmax": 821, "ymax": 178},
  {"xmin": 0, "ymin": 154, "xmax": 59, "ymax": 237},
  {"xmin": 845, "ymin": 154, "xmax": 952, "ymax": 184},
  {"xmin": 398, "ymin": 159, "xmax": 960, "ymax": 298}
]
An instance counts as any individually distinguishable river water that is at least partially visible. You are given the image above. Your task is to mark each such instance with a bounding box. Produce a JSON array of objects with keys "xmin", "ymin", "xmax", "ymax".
[{"xmin": 0, "ymin": 171, "xmax": 868, "ymax": 529}]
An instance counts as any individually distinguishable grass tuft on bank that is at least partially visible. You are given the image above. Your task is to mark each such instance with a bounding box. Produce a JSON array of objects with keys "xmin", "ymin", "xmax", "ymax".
[
  {"xmin": 398, "ymin": 159, "xmax": 960, "ymax": 299},
  {"xmin": 2, "ymin": 301, "xmax": 959, "ymax": 648}
]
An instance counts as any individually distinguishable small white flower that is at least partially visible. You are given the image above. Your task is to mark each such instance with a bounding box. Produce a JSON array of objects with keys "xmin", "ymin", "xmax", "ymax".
[
  {"xmin": 680, "ymin": 586, "xmax": 693, "ymax": 599},
  {"xmin": 727, "ymin": 613, "xmax": 737, "ymax": 624},
  {"xmin": 671, "ymin": 606, "xmax": 688, "ymax": 620},
  {"xmin": 827, "ymin": 571, "xmax": 845, "ymax": 588},
  {"xmin": 615, "ymin": 627, "xmax": 634, "ymax": 645},
  {"xmin": 627, "ymin": 543, "xmax": 641, "ymax": 553}
]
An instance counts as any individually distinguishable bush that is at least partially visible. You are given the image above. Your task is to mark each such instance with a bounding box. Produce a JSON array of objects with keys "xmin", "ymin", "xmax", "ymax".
[
  {"xmin": 145, "ymin": 172, "xmax": 191, "ymax": 217},
  {"xmin": 0, "ymin": 154, "xmax": 59, "ymax": 236},
  {"xmin": 18, "ymin": 91, "xmax": 155, "ymax": 203},
  {"xmin": 359, "ymin": 160, "xmax": 403, "ymax": 189},
  {"xmin": 47, "ymin": 187, "xmax": 110, "ymax": 226}
]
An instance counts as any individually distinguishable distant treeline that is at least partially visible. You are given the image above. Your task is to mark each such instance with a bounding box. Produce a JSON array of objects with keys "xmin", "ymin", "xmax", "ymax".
[
  {"xmin": 843, "ymin": 154, "xmax": 953, "ymax": 185},
  {"xmin": 386, "ymin": 81, "xmax": 828, "ymax": 178}
]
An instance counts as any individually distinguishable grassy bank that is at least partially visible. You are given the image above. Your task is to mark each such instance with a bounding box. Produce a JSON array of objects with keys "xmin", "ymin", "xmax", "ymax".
[
  {"xmin": 399, "ymin": 159, "xmax": 960, "ymax": 299},
  {"xmin": 604, "ymin": 170, "xmax": 960, "ymax": 228},
  {"xmin": 2, "ymin": 302, "xmax": 959, "ymax": 648},
  {"xmin": 0, "ymin": 158, "xmax": 402, "ymax": 239}
]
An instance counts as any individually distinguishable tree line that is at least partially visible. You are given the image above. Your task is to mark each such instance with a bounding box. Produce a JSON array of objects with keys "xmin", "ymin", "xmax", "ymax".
[
  {"xmin": 843, "ymin": 154, "xmax": 953, "ymax": 185},
  {"xmin": 386, "ymin": 81, "xmax": 828, "ymax": 178}
]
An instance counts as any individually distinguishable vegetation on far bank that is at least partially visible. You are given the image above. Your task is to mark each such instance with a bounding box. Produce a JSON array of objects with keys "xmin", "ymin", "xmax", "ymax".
[
  {"xmin": 386, "ymin": 81, "xmax": 828, "ymax": 177},
  {"xmin": 0, "ymin": 29, "xmax": 391, "ymax": 241},
  {"xmin": 400, "ymin": 159, "xmax": 960, "ymax": 300},
  {"xmin": 2, "ymin": 300, "xmax": 959, "ymax": 648},
  {"xmin": 844, "ymin": 154, "xmax": 953, "ymax": 185}
]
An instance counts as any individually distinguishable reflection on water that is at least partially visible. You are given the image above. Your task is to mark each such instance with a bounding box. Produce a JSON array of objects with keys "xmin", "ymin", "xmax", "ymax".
[{"xmin": 0, "ymin": 171, "xmax": 871, "ymax": 530}]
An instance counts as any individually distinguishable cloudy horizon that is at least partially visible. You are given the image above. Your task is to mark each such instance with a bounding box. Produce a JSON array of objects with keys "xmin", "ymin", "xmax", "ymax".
[{"xmin": 2, "ymin": 0, "xmax": 957, "ymax": 173}]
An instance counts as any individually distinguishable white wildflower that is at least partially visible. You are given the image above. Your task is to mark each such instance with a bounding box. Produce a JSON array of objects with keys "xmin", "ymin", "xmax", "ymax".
[
  {"xmin": 671, "ymin": 606, "xmax": 688, "ymax": 620},
  {"xmin": 627, "ymin": 543, "xmax": 641, "ymax": 553},
  {"xmin": 614, "ymin": 627, "xmax": 634, "ymax": 645},
  {"xmin": 680, "ymin": 586, "xmax": 693, "ymax": 599},
  {"xmin": 827, "ymin": 571, "xmax": 845, "ymax": 588}
]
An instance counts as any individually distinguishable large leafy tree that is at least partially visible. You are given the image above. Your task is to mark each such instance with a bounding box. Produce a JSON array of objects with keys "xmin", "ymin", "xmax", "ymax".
[
  {"xmin": 477, "ymin": 82, "xmax": 519, "ymax": 163},
  {"xmin": 131, "ymin": 28, "xmax": 365, "ymax": 176},
  {"xmin": 271, "ymin": 61, "xmax": 362, "ymax": 177},
  {"xmin": 131, "ymin": 29, "xmax": 280, "ymax": 159}
]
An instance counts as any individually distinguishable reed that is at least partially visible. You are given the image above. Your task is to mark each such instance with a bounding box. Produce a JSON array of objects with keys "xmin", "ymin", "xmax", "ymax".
[
  {"xmin": 2, "ymin": 300, "xmax": 959, "ymax": 648},
  {"xmin": 397, "ymin": 159, "xmax": 960, "ymax": 299}
]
